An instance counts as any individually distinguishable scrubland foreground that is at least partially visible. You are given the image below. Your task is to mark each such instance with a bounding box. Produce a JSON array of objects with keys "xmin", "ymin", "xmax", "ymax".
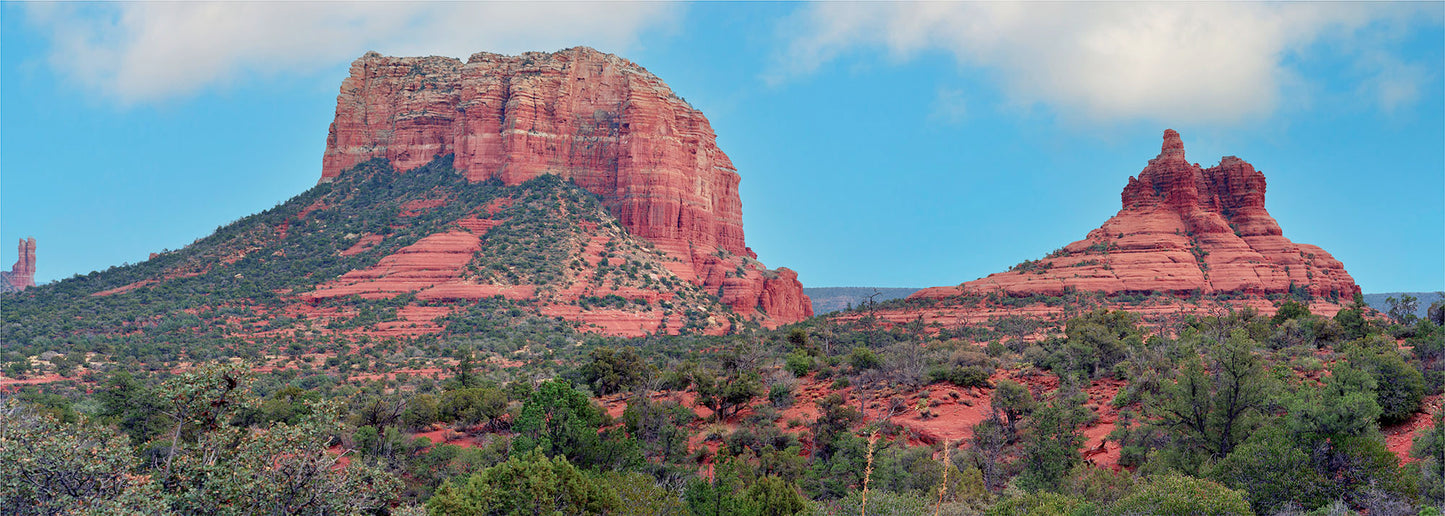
[{"xmin": 5, "ymin": 295, "xmax": 1445, "ymax": 515}]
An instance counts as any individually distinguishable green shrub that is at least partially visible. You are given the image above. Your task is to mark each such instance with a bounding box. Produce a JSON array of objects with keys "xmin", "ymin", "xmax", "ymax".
[
  {"xmin": 785, "ymin": 351, "xmax": 815, "ymax": 377},
  {"xmin": 849, "ymin": 347, "xmax": 882, "ymax": 370},
  {"xmin": 929, "ymin": 365, "xmax": 992, "ymax": 388},
  {"xmin": 1345, "ymin": 342, "xmax": 1426, "ymax": 424},
  {"xmin": 805, "ymin": 489, "xmax": 933, "ymax": 516},
  {"xmin": 1210, "ymin": 426, "xmax": 1330, "ymax": 514},
  {"xmin": 769, "ymin": 383, "xmax": 796, "ymax": 408},
  {"xmin": 1110, "ymin": 475, "xmax": 1251, "ymax": 516},
  {"xmin": 985, "ymin": 490, "xmax": 1093, "ymax": 516},
  {"xmin": 427, "ymin": 450, "xmax": 619, "ymax": 515}
]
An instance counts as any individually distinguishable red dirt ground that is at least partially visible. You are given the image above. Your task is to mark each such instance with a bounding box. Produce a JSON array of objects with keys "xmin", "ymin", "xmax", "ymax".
[
  {"xmin": 412, "ymin": 427, "xmax": 486, "ymax": 448},
  {"xmin": 1386, "ymin": 395, "xmax": 1440, "ymax": 463},
  {"xmin": 0, "ymin": 373, "xmax": 71, "ymax": 388},
  {"xmin": 598, "ymin": 363, "xmax": 1129, "ymax": 470}
]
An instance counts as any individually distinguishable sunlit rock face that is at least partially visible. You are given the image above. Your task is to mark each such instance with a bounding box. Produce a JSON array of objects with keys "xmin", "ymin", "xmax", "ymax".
[
  {"xmin": 914, "ymin": 129, "xmax": 1360, "ymax": 301},
  {"xmin": 0, "ymin": 238, "xmax": 36, "ymax": 293},
  {"xmin": 320, "ymin": 47, "xmax": 810, "ymax": 325}
]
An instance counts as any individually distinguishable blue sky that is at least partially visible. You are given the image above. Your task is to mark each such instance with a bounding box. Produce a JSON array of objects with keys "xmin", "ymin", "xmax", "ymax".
[{"xmin": 2, "ymin": 2, "xmax": 1442, "ymax": 293}]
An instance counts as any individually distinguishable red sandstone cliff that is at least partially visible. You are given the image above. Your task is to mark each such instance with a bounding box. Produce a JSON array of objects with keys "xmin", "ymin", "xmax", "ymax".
[
  {"xmin": 0, "ymin": 237, "xmax": 36, "ymax": 293},
  {"xmin": 914, "ymin": 130, "xmax": 1360, "ymax": 302},
  {"xmin": 319, "ymin": 47, "xmax": 810, "ymax": 325}
]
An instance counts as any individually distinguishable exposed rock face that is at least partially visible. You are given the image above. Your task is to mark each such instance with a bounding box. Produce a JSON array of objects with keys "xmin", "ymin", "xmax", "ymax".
[
  {"xmin": 304, "ymin": 231, "xmax": 487, "ymax": 300},
  {"xmin": 319, "ymin": 47, "xmax": 810, "ymax": 325},
  {"xmin": 0, "ymin": 238, "xmax": 36, "ymax": 293},
  {"xmin": 915, "ymin": 130, "xmax": 1360, "ymax": 301}
]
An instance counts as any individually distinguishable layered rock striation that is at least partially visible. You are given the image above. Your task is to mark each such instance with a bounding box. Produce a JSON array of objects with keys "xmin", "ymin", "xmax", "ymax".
[
  {"xmin": 0, "ymin": 238, "xmax": 36, "ymax": 293},
  {"xmin": 320, "ymin": 47, "xmax": 809, "ymax": 325},
  {"xmin": 915, "ymin": 130, "xmax": 1360, "ymax": 302}
]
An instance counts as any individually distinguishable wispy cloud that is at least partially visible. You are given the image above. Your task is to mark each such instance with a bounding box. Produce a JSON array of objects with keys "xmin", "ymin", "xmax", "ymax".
[
  {"xmin": 24, "ymin": 2, "xmax": 679, "ymax": 104},
  {"xmin": 1347, "ymin": 43, "xmax": 1433, "ymax": 116},
  {"xmin": 930, "ymin": 87, "xmax": 969, "ymax": 124},
  {"xmin": 772, "ymin": 2, "xmax": 1437, "ymax": 125}
]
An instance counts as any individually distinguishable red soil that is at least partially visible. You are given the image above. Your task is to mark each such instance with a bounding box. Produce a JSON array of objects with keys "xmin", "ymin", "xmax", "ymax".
[
  {"xmin": 305, "ymin": 231, "xmax": 483, "ymax": 300},
  {"xmin": 370, "ymin": 306, "xmax": 455, "ymax": 336},
  {"xmin": 0, "ymin": 373, "xmax": 70, "ymax": 388},
  {"xmin": 348, "ymin": 366, "xmax": 450, "ymax": 383},
  {"xmin": 339, "ymin": 234, "xmax": 384, "ymax": 256},
  {"xmin": 399, "ymin": 198, "xmax": 448, "ymax": 217},
  {"xmin": 847, "ymin": 296, "xmax": 1350, "ymax": 339},
  {"xmin": 1385, "ymin": 396, "xmax": 1439, "ymax": 463},
  {"xmin": 296, "ymin": 200, "xmax": 330, "ymax": 220},
  {"xmin": 1079, "ymin": 378, "xmax": 1125, "ymax": 470},
  {"xmin": 453, "ymin": 217, "xmax": 502, "ymax": 233},
  {"xmin": 482, "ymin": 198, "xmax": 513, "ymax": 216},
  {"xmin": 412, "ymin": 427, "xmax": 486, "ymax": 448},
  {"xmin": 93, "ymin": 280, "xmax": 160, "ymax": 297},
  {"xmin": 538, "ymin": 304, "xmax": 707, "ymax": 338}
]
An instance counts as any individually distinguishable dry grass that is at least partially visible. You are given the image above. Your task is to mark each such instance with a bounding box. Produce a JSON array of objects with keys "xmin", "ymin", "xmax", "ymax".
[
  {"xmin": 861, "ymin": 430, "xmax": 879, "ymax": 516},
  {"xmin": 935, "ymin": 440, "xmax": 952, "ymax": 516}
]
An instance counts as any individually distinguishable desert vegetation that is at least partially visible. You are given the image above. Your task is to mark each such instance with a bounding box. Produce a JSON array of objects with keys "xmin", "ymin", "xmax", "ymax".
[
  {"xmin": 5, "ymin": 158, "xmax": 1445, "ymax": 515},
  {"xmin": 4, "ymin": 282, "xmax": 1445, "ymax": 515}
]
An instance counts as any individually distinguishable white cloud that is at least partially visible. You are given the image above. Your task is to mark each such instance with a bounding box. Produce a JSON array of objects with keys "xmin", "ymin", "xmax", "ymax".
[
  {"xmin": 1351, "ymin": 48, "xmax": 1431, "ymax": 115},
  {"xmin": 24, "ymin": 2, "xmax": 679, "ymax": 104},
  {"xmin": 930, "ymin": 87, "xmax": 968, "ymax": 124},
  {"xmin": 774, "ymin": 2, "xmax": 1434, "ymax": 124}
]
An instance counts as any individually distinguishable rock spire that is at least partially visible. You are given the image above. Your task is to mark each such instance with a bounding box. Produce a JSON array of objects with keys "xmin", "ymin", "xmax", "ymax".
[
  {"xmin": 0, "ymin": 237, "xmax": 37, "ymax": 293},
  {"xmin": 914, "ymin": 130, "xmax": 1360, "ymax": 301}
]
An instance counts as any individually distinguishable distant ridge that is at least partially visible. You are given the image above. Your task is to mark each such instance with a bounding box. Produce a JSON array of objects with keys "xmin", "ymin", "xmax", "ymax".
[
  {"xmin": 804, "ymin": 287, "xmax": 921, "ymax": 314},
  {"xmin": 1364, "ymin": 292, "xmax": 1444, "ymax": 319}
]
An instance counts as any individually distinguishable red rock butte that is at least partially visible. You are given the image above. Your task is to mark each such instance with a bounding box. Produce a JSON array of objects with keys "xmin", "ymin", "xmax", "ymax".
[
  {"xmin": 914, "ymin": 129, "xmax": 1360, "ymax": 304},
  {"xmin": 319, "ymin": 47, "xmax": 810, "ymax": 326},
  {"xmin": 0, "ymin": 237, "xmax": 36, "ymax": 293}
]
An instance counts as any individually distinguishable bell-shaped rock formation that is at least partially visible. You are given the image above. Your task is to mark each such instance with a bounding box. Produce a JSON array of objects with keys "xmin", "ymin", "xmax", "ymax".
[
  {"xmin": 916, "ymin": 130, "xmax": 1360, "ymax": 302},
  {"xmin": 0, "ymin": 238, "xmax": 36, "ymax": 293},
  {"xmin": 320, "ymin": 47, "xmax": 809, "ymax": 325}
]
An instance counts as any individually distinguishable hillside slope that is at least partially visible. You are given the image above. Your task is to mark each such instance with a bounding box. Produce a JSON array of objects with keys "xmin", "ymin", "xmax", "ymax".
[{"xmin": 0, "ymin": 158, "xmax": 770, "ymax": 363}]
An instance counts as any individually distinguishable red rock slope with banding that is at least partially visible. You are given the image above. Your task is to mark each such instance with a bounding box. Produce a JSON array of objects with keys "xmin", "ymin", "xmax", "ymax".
[
  {"xmin": 319, "ymin": 47, "xmax": 809, "ymax": 325},
  {"xmin": 915, "ymin": 130, "xmax": 1360, "ymax": 303},
  {"xmin": 0, "ymin": 238, "xmax": 36, "ymax": 293}
]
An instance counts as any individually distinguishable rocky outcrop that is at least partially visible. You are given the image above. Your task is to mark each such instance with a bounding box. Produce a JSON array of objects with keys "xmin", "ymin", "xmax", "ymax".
[
  {"xmin": 915, "ymin": 130, "xmax": 1360, "ymax": 302},
  {"xmin": 304, "ymin": 231, "xmax": 487, "ymax": 300},
  {"xmin": 0, "ymin": 238, "xmax": 36, "ymax": 293},
  {"xmin": 295, "ymin": 187, "xmax": 751, "ymax": 337},
  {"xmin": 319, "ymin": 47, "xmax": 810, "ymax": 325},
  {"xmin": 759, "ymin": 268, "xmax": 813, "ymax": 322}
]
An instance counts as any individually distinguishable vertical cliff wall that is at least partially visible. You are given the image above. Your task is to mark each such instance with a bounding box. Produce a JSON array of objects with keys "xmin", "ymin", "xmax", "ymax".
[
  {"xmin": 0, "ymin": 237, "xmax": 37, "ymax": 293},
  {"xmin": 319, "ymin": 47, "xmax": 810, "ymax": 324}
]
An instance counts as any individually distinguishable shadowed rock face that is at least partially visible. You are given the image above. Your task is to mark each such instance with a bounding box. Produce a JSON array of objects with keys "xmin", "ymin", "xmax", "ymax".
[
  {"xmin": 0, "ymin": 238, "xmax": 36, "ymax": 293},
  {"xmin": 915, "ymin": 129, "xmax": 1360, "ymax": 301},
  {"xmin": 319, "ymin": 47, "xmax": 810, "ymax": 324}
]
